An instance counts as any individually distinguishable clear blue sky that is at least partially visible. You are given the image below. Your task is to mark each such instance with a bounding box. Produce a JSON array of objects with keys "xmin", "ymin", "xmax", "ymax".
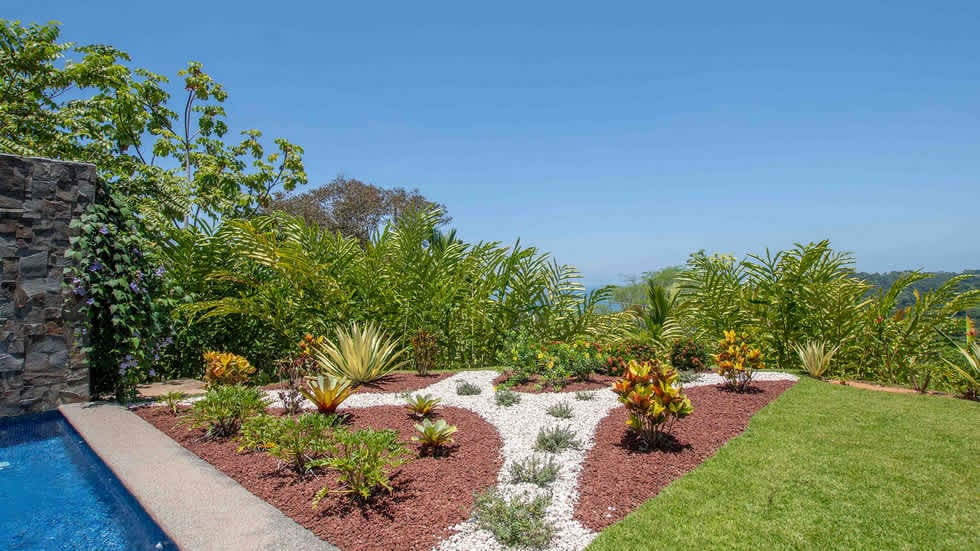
[{"xmin": 10, "ymin": 1, "xmax": 980, "ymax": 285}]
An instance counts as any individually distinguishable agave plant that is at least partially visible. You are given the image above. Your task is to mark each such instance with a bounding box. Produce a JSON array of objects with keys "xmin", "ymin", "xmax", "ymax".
[
  {"xmin": 412, "ymin": 418, "xmax": 458, "ymax": 456},
  {"xmin": 300, "ymin": 375, "xmax": 356, "ymax": 414},
  {"xmin": 404, "ymin": 393, "xmax": 441, "ymax": 418},
  {"xmin": 794, "ymin": 340, "xmax": 839, "ymax": 379},
  {"xmin": 313, "ymin": 322, "xmax": 409, "ymax": 385}
]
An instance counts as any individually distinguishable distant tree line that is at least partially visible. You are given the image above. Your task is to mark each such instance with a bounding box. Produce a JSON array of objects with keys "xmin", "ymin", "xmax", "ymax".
[{"xmin": 857, "ymin": 270, "xmax": 980, "ymax": 318}]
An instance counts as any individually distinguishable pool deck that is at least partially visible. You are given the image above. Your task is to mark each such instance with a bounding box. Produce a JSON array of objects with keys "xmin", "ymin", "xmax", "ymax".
[{"xmin": 60, "ymin": 402, "xmax": 339, "ymax": 551}]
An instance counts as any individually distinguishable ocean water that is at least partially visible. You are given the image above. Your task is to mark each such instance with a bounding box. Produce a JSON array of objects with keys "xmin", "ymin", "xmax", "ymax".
[{"xmin": 0, "ymin": 411, "xmax": 174, "ymax": 551}]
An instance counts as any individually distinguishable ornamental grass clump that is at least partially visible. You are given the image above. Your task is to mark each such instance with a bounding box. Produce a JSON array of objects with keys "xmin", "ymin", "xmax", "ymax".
[
  {"xmin": 546, "ymin": 401, "xmax": 574, "ymax": 419},
  {"xmin": 313, "ymin": 322, "xmax": 409, "ymax": 385},
  {"xmin": 202, "ymin": 351, "xmax": 256, "ymax": 387},
  {"xmin": 611, "ymin": 359, "xmax": 693, "ymax": 449},
  {"xmin": 184, "ymin": 385, "xmax": 270, "ymax": 438},
  {"xmin": 473, "ymin": 486, "xmax": 556, "ymax": 549},
  {"xmin": 495, "ymin": 388, "xmax": 521, "ymax": 407},
  {"xmin": 456, "ymin": 381, "xmax": 482, "ymax": 395},
  {"xmin": 713, "ymin": 330, "xmax": 764, "ymax": 392},
  {"xmin": 534, "ymin": 425, "xmax": 581, "ymax": 453},
  {"xmin": 509, "ymin": 455, "xmax": 561, "ymax": 487}
]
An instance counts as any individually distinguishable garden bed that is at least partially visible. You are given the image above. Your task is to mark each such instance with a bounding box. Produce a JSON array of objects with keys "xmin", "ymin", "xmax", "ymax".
[
  {"xmin": 136, "ymin": 404, "xmax": 502, "ymax": 551},
  {"xmin": 575, "ymin": 379, "xmax": 796, "ymax": 530}
]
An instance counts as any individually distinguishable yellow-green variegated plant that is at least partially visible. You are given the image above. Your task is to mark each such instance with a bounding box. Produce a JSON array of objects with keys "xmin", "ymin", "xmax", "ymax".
[
  {"xmin": 412, "ymin": 418, "xmax": 458, "ymax": 456},
  {"xmin": 300, "ymin": 375, "xmax": 356, "ymax": 414},
  {"xmin": 314, "ymin": 322, "xmax": 409, "ymax": 385},
  {"xmin": 611, "ymin": 359, "xmax": 693, "ymax": 449},
  {"xmin": 794, "ymin": 340, "xmax": 839, "ymax": 379}
]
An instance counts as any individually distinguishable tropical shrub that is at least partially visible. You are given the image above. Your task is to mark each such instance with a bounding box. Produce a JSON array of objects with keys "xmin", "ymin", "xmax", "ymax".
[
  {"xmin": 412, "ymin": 418, "xmax": 458, "ymax": 456},
  {"xmin": 534, "ymin": 425, "xmax": 581, "ymax": 453},
  {"xmin": 795, "ymin": 340, "xmax": 838, "ymax": 379},
  {"xmin": 612, "ymin": 359, "xmax": 693, "ymax": 448},
  {"xmin": 599, "ymin": 341, "xmax": 658, "ymax": 377},
  {"xmin": 495, "ymin": 389, "xmax": 521, "ymax": 407},
  {"xmin": 183, "ymin": 385, "xmax": 270, "ymax": 438},
  {"xmin": 942, "ymin": 317, "xmax": 980, "ymax": 400},
  {"xmin": 239, "ymin": 413, "xmax": 341, "ymax": 474},
  {"xmin": 404, "ymin": 393, "xmax": 441, "ymax": 418},
  {"xmin": 498, "ymin": 334, "xmax": 603, "ymax": 388},
  {"xmin": 509, "ymin": 455, "xmax": 561, "ymax": 487},
  {"xmin": 203, "ymin": 351, "xmax": 256, "ymax": 387},
  {"xmin": 300, "ymin": 375, "xmax": 356, "ymax": 414},
  {"xmin": 669, "ymin": 338, "xmax": 709, "ymax": 372},
  {"xmin": 546, "ymin": 401, "xmax": 574, "ymax": 419},
  {"xmin": 473, "ymin": 486, "xmax": 555, "ymax": 549},
  {"xmin": 313, "ymin": 428, "xmax": 410, "ymax": 504},
  {"xmin": 410, "ymin": 329, "xmax": 438, "ymax": 376},
  {"xmin": 713, "ymin": 331, "xmax": 764, "ymax": 392},
  {"xmin": 314, "ymin": 322, "xmax": 409, "ymax": 384}
]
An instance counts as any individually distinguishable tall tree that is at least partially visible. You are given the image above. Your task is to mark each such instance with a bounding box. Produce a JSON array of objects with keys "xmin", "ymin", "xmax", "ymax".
[
  {"xmin": 0, "ymin": 19, "xmax": 306, "ymax": 231},
  {"xmin": 268, "ymin": 175, "xmax": 449, "ymax": 244}
]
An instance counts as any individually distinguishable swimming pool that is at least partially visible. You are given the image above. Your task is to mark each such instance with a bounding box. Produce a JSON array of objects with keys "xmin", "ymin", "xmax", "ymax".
[{"xmin": 0, "ymin": 411, "xmax": 175, "ymax": 550}]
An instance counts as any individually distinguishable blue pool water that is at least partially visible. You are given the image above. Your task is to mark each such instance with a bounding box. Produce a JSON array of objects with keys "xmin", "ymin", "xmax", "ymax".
[{"xmin": 0, "ymin": 411, "xmax": 175, "ymax": 550}]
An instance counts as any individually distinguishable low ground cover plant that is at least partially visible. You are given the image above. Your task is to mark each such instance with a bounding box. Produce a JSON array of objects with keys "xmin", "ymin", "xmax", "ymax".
[
  {"xmin": 456, "ymin": 381, "xmax": 482, "ymax": 395},
  {"xmin": 509, "ymin": 455, "xmax": 561, "ymax": 487},
  {"xmin": 534, "ymin": 425, "xmax": 581, "ymax": 453},
  {"xmin": 495, "ymin": 388, "xmax": 521, "ymax": 406},
  {"xmin": 183, "ymin": 385, "xmax": 270, "ymax": 438},
  {"xmin": 574, "ymin": 391, "xmax": 595, "ymax": 401},
  {"xmin": 713, "ymin": 330, "xmax": 763, "ymax": 392},
  {"xmin": 473, "ymin": 486, "xmax": 555, "ymax": 549},
  {"xmin": 546, "ymin": 401, "xmax": 574, "ymax": 419},
  {"xmin": 612, "ymin": 359, "xmax": 693, "ymax": 448},
  {"xmin": 497, "ymin": 332, "xmax": 605, "ymax": 388},
  {"xmin": 203, "ymin": 351, "xmax": 256, "ymax": 387}
]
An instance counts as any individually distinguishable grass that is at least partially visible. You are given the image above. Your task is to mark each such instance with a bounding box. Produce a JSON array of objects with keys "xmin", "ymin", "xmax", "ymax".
[{"xmin": 588, "ymin": 378, "xmax": 980, "ymax": 550}]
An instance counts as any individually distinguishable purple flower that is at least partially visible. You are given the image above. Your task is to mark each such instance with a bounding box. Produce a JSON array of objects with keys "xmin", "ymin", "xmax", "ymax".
[
  {"xmin": 85, "ymin": 298, "xmax": 95, "ymax": 306},
  {"xmin": 71, "ymin": 277, "xmax": 81, "ymax": 285},
  {"xmin": 99, "ymin": 226, "xmax": 109, "ymax": 235},
  {"xmin": 148, "ymin": 369, "xmax": 156, "ymax": 377},
  {"xmin": 129, "ymin": 281, "xmax": 141, "ymax": 294},
  {"xmin": 89, "ymin": 261, "xmax": 102, "ymax": 272},
  {"xmin": 154, "ymin": 266, "xmax": 165, "ymax": 277},
  {"xmin": 72, "ymin": 285, "xmax": 86, "ymax": 296}
]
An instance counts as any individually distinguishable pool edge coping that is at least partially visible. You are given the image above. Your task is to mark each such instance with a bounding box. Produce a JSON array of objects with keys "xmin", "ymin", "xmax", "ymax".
[{"xmin": 60, "ymin": 401, "xmax": 339, "ymax": 551}]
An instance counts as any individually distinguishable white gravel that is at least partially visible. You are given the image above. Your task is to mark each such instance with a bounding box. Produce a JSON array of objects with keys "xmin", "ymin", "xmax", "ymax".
[{"xmin": 253, "ymin": 369, "xmax": 795, "ymax": 551}]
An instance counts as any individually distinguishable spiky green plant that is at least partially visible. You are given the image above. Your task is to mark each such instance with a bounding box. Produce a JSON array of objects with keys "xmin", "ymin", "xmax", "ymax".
[
  {"xmin": 160, "ymin": 391, "xmax": 187, "ymax": 415},
  {"xmin": 412, "ymin": 418, "xmax": 458, "ymax": 456},
  {"xmin": 509, "ymin": 455, "xmax": 561, "ymax": 487},
  {"xmin": 300, "ymin": 374, "xmax": 356, "ymax": 414},
  {"xmin": 313, "ymin": 322, "xmax": 409, "ymax": 384},
  {"xmin": 546, "ymin": 401, "xmax": 574, "ymax": 419},
  {"xmin": 534, "ymin": 425, "xmax": 581, "ymax": 453},
  {"xmin": 404, "ymin": 393, "xmax": 441, "ymax": 418},
  {"xmin": 795, "ymin": 340, "xmax": 839, "ymax": 379}
]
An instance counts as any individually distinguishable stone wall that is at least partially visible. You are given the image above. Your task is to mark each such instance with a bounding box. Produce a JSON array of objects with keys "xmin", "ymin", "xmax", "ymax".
[{"xmin": 0, "ymin": 154, "xmax": 92, "ymax": 416}]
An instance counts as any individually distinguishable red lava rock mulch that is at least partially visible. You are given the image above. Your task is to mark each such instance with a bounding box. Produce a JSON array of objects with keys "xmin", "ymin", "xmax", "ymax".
[
  {"xmin": 491, "ymin": 372, "xmax": 618, "ymax": 393},
  {"xmin": 136, "ymin": 404, "xmax": 502, "ymax": 551},
  {"xmin": 262, "ymin": 371, "xmax": 455, "ymax": 395},
  {"xmin": 575, "ymin": 380, "xmax": 796, "ymax": 530}
]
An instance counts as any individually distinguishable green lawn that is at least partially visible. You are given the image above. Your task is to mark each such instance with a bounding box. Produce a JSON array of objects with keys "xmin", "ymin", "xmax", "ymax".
[{"xmin": 588, "ymin": 378, "xmax": 980, "ymax": 550}]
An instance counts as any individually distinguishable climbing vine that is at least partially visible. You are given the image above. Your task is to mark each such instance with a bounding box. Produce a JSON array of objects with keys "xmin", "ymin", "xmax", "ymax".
[{"xmin": 65, "ymin": 182, "xmax": 176, "ymax": 402}]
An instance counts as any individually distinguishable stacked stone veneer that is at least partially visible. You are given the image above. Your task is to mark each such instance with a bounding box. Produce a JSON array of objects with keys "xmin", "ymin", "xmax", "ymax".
[{"xmin": 0, "ymin": 154, "xmax": 92, "ymax": 416}]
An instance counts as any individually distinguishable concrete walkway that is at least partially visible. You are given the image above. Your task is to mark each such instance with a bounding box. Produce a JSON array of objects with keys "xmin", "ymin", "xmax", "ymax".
[{"xmin": 60, "ymin": 402, "xmax": 338, "ymax": 551}]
